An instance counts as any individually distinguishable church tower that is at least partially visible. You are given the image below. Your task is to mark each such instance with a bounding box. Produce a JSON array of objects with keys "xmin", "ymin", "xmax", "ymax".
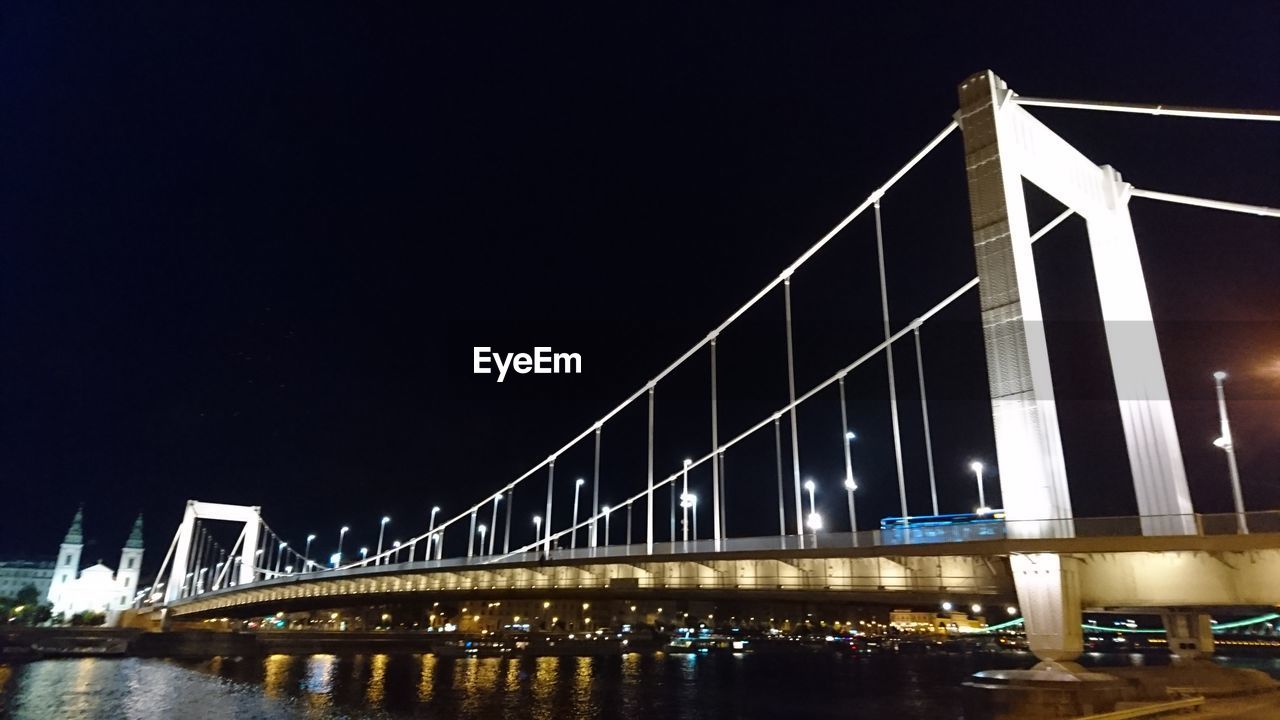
[
  {"xmin": 48, "ymin": 505, "xmax": 85, "ymax": 611},
  {"xmin": 115, "ymin": 514, "xmax": 144, "ymax": 609}
]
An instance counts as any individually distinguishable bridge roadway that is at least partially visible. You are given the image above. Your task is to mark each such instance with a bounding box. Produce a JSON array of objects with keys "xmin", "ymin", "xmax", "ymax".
[{"xmin": 165, "ymin": 516, "xmax": 1280, "ymax": 620}]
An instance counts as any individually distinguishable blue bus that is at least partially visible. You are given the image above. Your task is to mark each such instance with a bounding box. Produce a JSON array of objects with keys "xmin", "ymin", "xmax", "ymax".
[{"xmin": 878, "ymin": 511, "xmax": 1005, "ymax": 544}]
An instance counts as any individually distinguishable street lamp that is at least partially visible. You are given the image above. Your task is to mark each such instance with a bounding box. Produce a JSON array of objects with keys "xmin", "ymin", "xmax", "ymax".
[
  {"xmin": 843, "ymin": 477, "xmax": 858, "ymax": 537},
  {"xmin": 572, "ymin": 478, "xmax": 585, "ymax": 550},
  {"xmin": 680, "ymin": 492, "xmax": 696, "ymax": 546},
  {"xmin": 601, "ymin": 506, "xmax": 611, "ymax": 546},
  {"xmin": 681, "ymin": 459, "xmax": 692, "ymax": 543},
  {"xmin": 970, "ymin": 462, "xmax": 989, "ymax": 514},
  {"xmin": 427, "ymin": 506, "xmax": 441, "ymax": 560},
  {"xmin": 337, "ymin": 526, "xmax": 349, "ymax": 566},
  {"xmin": 360, "ymin": 547, "xmax": 368, "ymax": 564},
  {"xmin": 1213, "ymin": 371, "xmax": 1248, "ymax": 534},
  {"xmin": 275, "ymin": 541, "xmax": 287, "ymax": 575},
  {"xmin": 941, "ymin": 601, "xmax": 953, "ymax": 612},
  {"xmin": 377, "ymin": 516, "xmax": 390, "ymax": 565},
  {"xmin": 689, "ymin": 495, "xmax": 698, "ymax": 541},
  {"xmin": 304, "ymin": 534, "xmax": 316, "ymax": 572},
  {"xmin": 840, "ymin": 422, "xmax": 859, "ymax": 535},
  {"xmin": 477, "ymin": 525, "xmax": 487, "ymax": 556},
  {"xmin": 393, "ymin": 540, "xmax": 402, "ymax": 563},
  {"xmin": 804, "ymin": 479, "xmax": 821, "ymax": 532}
]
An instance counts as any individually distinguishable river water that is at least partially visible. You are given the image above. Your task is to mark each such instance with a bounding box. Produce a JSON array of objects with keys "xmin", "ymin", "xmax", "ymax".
[{"xmin": 2, "ymin": 652, "xmax": 1277, "ymax": 719}]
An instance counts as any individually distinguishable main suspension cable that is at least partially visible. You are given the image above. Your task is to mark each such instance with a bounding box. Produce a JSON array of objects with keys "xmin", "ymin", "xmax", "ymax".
[{"xmin": 1014, "ymin": 96, "xmax": 1280, "ymax": 122}]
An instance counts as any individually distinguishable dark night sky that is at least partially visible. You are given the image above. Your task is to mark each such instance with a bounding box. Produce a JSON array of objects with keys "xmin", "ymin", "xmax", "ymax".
[{"xmin": 1, "ymin": 3, "xmax": 1277, "ymax": 573}]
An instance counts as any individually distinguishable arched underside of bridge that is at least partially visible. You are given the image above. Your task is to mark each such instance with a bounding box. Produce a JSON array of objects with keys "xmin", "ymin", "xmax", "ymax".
[{"xmin": 164, "ymin": 534, "xmax": 1280, "ymax": 620}]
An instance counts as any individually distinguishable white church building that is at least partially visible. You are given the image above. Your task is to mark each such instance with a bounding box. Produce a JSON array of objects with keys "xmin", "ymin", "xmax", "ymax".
[{"xmin": 47, "ymin": 507, "xmax": 144, "ymax": 622}]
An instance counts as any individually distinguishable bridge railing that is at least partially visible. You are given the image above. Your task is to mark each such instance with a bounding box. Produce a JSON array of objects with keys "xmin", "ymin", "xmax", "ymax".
[{"xmin": 168, "ymin": 511, "xmax": 1278, "ymax": 605}]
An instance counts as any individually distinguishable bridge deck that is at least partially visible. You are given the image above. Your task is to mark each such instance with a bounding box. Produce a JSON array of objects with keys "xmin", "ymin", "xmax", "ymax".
[{"xmin": 163, "ymin": 522, "xmax": 1280, "ymax": 618}]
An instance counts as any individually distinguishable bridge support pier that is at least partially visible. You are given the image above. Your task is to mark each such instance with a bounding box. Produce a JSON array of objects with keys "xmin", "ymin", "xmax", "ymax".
[
  {"xmin": 1162, "ymin": 611, "xmax": 1215, "ymax": 662},
  {"xmin": 965, "ymin": 553, "xmax": 1127, "ymax": 718},
  {"xmin": 1011, "ymin": 553, "xmax": 1083, "ymax": 668}
]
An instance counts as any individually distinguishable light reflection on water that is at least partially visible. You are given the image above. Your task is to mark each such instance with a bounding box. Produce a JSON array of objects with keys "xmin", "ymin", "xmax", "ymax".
[
  {"xmin": 2, "ymin": 652, "xmax": 1274, "ymax": 719},
  {"xmin": 416, "ymin": 654, "xmax": 435, "ymax": 704},
  {"xmin": 304, "ymin": 654, "xmax": 337, "ymax": 712},
  {"xmin": 263, "ymin": 654, "xmax": 294, "ymax": 698},
  {"xmin": 365, "ymin": 654, "xmax": 388, "ymax": 708}
]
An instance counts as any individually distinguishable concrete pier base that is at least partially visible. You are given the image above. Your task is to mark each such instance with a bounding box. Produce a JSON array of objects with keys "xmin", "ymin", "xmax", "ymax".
[{"xmin": 963, "ymin": 666, "xmax": 1128, "ymax": 720}]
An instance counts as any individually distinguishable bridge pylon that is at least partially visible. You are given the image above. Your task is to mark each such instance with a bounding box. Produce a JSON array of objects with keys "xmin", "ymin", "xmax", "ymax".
[
  {"xmin": 956, "ymin": 70, "xmax": 1195, "ymax": 539},
  {"xmin": 958, "ymin": 69, "xmax": 1201, "ymax": 668},
  {"xmin": 161, "ymin": 500, "xmax": 262, "ymax": 604}
]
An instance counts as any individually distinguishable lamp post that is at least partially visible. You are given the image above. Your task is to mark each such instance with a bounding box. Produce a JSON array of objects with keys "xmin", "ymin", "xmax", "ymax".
[
  {"xmin": 844, "ymin": 477, "xmax": 858, "ymax": 538},
  {"xmin": 1213, "ymin": 371, "xmax": 1248, "ymax": 534},
  {"xmin": 602, "ymin": 506, "xmax": 611, "ymax": 547},
  {"xmin": 275, "ymin": 541, "xmax": 287, "ymax": 575},
  {"xmin": 532, "ymin": 515, "xmax": 543, "ymax": 557},
  {"xmin": 843, "ymin": 429, "xmax": 858, "ymax": 533},
  {"xmin": 690, "ymin": 495, "xmax": 698, "ymax": 541},
  {"xmin": 681, "ymin": 459, "xmax": 691, "ymax": 543},
  {"xmin": 304, "ymin": 534, "xmax": 316, "ymax": 572},
  {"xmin": 970, "ymin": 462, "xmax": 989, "ymax": 513},
  {"xmin": 477, "ymin": 526, "xmax": 487, "ymax": 556},
  {"xmin": 804, "ymin": 479, "xmax": 822, "ymax": 535},
  {"xmin": 680, "ymin": 492, "xmax": 695, "ymax": 547},
  {"xmin": 393, "ymin": 540, "xmax": 402, "ymax": 563},
  {"xmin": 360, "ymin": 547, "xmax": 368, "ymax": 564},
  {"xmin": 337, "ymin": 526, "xmax": 349, "ymax": 566},
  {"xmin": 377, "ymin": 516, "xmax": 390, "ymax": 565},
  {"xmin": 669, "ymin": 470, "xmax": 676, "ymax": 545},
  {"xmin": 572, "ymin": 479, "xmax": 585, "ymax": 550},
  {"xmin": 427, "ymin": 506, "xmax": 440, "ymax": 559}
]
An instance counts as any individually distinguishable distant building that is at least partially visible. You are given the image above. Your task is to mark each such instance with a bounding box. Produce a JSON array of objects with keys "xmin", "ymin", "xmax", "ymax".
[
  {"xmin": 890, "ymin": 608, "xmax": 987, "ymax": 634},
  {"xmin": 47, "ymin": 507, "xmax": 144, "ymax": 622},
  {"xmin": 0, "ymin": 560, "xmax": 55, "ymax": 599}
]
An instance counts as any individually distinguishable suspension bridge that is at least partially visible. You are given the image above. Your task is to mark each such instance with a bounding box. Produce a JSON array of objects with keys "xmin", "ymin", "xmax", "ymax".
[{"xmin": 141, "ymin": 71, "xmax": 1280, "ymax": 668}]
